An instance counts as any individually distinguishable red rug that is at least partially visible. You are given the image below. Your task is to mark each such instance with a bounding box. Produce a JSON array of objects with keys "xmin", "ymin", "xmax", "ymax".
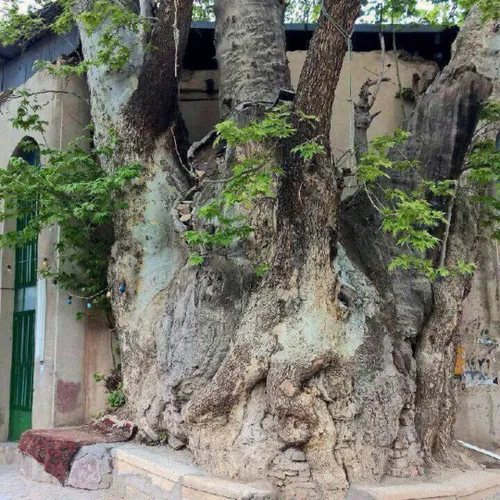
[{"xmin": 18, "ymin": 416, "xmax": 136, "ymax": 482}]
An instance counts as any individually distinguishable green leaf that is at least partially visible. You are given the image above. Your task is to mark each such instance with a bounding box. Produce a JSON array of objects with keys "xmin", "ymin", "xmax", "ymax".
[{"xmin": 188, "ymin": 253, "xmax": 204, "ymax": 266}]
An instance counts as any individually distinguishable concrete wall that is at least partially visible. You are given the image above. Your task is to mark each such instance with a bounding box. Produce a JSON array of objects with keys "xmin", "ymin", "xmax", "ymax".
[
  {"xmin": 180, "ymin": 50, "xmax": 437, "ymax": 151},
  {"xmin": 455, "ymin": 235, "xmax": 500, "ymax": 460},
  {"xmin": 0, "ymin": 70, "xmax": 112, "ymax": 439},
  {"xmin": 84, "ymin": 314, "xmax": 116, "ymax": 420}
]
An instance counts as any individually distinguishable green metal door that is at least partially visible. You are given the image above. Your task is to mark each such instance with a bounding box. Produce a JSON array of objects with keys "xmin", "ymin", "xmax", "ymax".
[{"xmin": 9, "ymin": 147, "xmax": 38, "ymax": 441}]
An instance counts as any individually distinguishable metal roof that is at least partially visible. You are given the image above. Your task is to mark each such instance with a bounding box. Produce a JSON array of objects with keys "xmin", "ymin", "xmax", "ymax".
[
  {"xmin": 0, "ymin": 20, "xmax": 454, "ymax": 65},
  {"xmin": 191, "ymin": 20, "xmax": 451, "ymax": 33}
]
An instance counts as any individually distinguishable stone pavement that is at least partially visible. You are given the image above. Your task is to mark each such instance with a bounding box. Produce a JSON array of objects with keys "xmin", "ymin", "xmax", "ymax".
[{"xmin": 0, "ymin": 464, "xmax": 115, "ymax": 500}]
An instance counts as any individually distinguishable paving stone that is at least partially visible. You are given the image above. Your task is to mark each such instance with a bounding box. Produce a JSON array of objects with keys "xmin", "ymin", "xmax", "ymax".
[
  {"xmin": 347, "ymin": 470, "xmax": 500, "ymax": 500},
  {"xmin": 1, "ymin": 463, "xmax": 114, "ymax": 499}
]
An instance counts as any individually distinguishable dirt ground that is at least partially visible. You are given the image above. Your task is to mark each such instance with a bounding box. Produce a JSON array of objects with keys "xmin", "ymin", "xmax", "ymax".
[{"xmin": 0, "ymin": 464, "xmax": 115, "ymax": 500}]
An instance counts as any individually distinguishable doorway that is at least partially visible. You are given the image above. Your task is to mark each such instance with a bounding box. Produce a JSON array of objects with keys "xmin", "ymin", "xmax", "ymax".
[{"xmin": 8, "ymin": 145, "xmax": 39, "ymax": 441}]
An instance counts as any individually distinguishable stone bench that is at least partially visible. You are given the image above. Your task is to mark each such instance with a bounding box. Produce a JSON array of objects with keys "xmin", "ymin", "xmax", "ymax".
[
  {"xmin": 18, "ymin": 415, "xmax": 136, "ymax": 486},
  {"xmin": 112, "ymin": 444, "xmax": 276, "ymax": 499}
]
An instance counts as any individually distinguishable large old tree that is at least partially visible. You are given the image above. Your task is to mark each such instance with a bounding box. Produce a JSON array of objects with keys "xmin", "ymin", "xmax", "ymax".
[{"xmin": 1, "ymin": 0, "xmax": 499, "ymax": 497}]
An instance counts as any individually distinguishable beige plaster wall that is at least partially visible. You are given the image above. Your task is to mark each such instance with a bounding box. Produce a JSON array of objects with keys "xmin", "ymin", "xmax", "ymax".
[
  {"xmin": 180, "ymin": 51, "xmax": 436, "ymax": 151},
  {"xmin": 0, "ymin": 70, "xmax": 112, "ymax": 439},
  {"xmin": 180, "ymin": 69, "xmax": 220, "ymax": 144},
  {"xmin": 84, "ymin": 314, "xmax": 116, "ymax": 420},
  {"xmin": 455, "ymin": 236, "xmax": 500, "ymax": 459}
]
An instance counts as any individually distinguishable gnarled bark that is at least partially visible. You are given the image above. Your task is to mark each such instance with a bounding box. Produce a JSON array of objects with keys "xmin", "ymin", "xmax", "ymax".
[
  {"xmin": 340, "ymin": 6, "xmax": 494, "ymax": 477},
  {"xmin": 72, "ymin": 1, "xmax": 498, "ymax": 498}
]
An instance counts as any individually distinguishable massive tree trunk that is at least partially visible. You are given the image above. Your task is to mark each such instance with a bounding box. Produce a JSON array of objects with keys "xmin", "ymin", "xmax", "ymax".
[
  {"xmin": 182, "ymin": 1, "xmax": 362, "ymax": 498},
  {"xmin": 72, "ymin": 0, "xmax": 196, "ymax": 440},
  {"xmin": 340, "ymin": 6, "xmax": 494, "ymax": 478},
  {"xmin": 73, "ymin": 0, "xmax": 497, "ymax": 498}
]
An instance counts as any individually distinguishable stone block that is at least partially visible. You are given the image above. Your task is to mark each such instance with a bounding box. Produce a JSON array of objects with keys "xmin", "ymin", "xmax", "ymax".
[
  {"xmin": 0, "ymin": 442, "xmax": 20, "ymax": 465},
  {"xmin": 112, "ymin": 445, "xmax": 200, "ymax": 483},
  {"xmin": 184, "ymin": 474, "xmax": 275, "ymax": 499},
  {"xmin": 291, "ymin": 450, "xmax": 306, "ymax": 462},
  {"xmin": 66, "ymin": 444, "xmax": 114, "ymax": 490},
  {"xmin": 168, "ymin": 435, "xmax": 186, "ymax": 451},
  {"xmin": 182, "ymin": 486, "xmax": 226, "ymax": 500},
  {"xmin": 348, "ymin": 470, "xmax": 500, "ymax": 500},
  {"xmin": 19, "ymin": 452, "xmax": 59, "ymax": 485},
  {"xmin": 389, "ymin": 457, "xmax": 409, "ymax": 469},
  {"xmin": 268, "ymin": 470, "xmax": 286, "ymax": 479}
]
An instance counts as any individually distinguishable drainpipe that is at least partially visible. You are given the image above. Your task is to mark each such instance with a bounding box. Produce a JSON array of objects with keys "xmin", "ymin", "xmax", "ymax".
[{"xmin": 35, "ymin": 277, "xmax": 47, "ymax": 366}]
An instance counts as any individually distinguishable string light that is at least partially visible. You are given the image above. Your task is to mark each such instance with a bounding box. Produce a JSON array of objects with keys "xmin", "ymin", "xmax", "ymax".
[{"xmin": 63, "ymin": 286, "xmax": 120, "ymax": 306}]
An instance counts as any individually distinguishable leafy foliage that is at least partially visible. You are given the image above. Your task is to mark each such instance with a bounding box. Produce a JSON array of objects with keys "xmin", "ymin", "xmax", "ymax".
[
  {"xmin": 192, "ymin": 0, "xmax": 214, "ymax": 21},
  {"xmin": 0, "ymin": 91, "xmax": 140, "ymax": 310},
  {"xmin": 357, "ymin": 129, "xmax": 474, "ymax": 279},
  {"xmin": 0, "ymin": 0, "xmax": 148, "ymax": 76},
  {"xmin": 94, "ymin": 365, "xmax": 125, "ymax": 409},
  {"xmin": 0, "ymin": 0, "xmax": 498, "ymax": 290},
  {"xmin": 358, "ymin": 97, "xmax": 500, "ymax": 279},
  {"xmin": 360, "ymin": 0, "xmax": 500, "ymax": 25},
  {"xmin": 185, "ymin": 105, "xmax": 325, "ymax": 270},
  {"xmin": 463, "ymin": 100, "xmax": 500, "ymax": 238}
]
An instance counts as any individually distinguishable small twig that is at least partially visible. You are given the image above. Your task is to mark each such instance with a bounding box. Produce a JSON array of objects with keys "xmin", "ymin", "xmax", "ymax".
[
  {"xmin": 298, "ymin": 182, "xmax": 304, "ymax": 206},
  {"xmin": 363, "ymin": 66, "xmax": 398, "ymax": 86},
  {"xmin": 202, "ymin": 163, "xmax": 267, "ymax": 185},
  {"xmin": 439, "ymin": 182, "xmax": 458, "ymax": 268},
  {"xmin": 173, "ymin": 0, "xmax": 180, "ymax": 78},
  {"xmin": 369, "ymin": 32, "xmax": 387, "ymax": 109},
  {"xmin": 70, "ymin": 287, "xmax": 108, "ymax": 301},
  {"xmin": 392, "ymin": 24, "xmax": 407, "ymax": 125},
  {"xmin": 364, "ymin": 184, "xmax": 383, "ymax": 213},
  {"xmin": 11, "ymin": 89, "xmax": 90, "ymax": 106},
  {"xmin": 171, "ymin": 126, "xmax": 195, "ymax": 179}
]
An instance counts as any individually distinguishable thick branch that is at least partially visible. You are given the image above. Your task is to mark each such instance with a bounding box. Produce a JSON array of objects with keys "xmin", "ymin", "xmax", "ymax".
[
  {"xmin": 294, "ymin": 0, "xmax": 361, "ymax": 142},
  {"xmin": 124, "ymin": 0, "xmax": 194, "ymax": 142}
]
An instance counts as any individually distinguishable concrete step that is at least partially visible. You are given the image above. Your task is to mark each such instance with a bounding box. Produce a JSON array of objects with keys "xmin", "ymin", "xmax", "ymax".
[
  {"xmin": 348, "ymin": 470, "xmax": 500, "ymax": 500},
  {"xmin": 0, "ymin": 441, "xmax": 20, "ymax": 465},
  {"xmin": 112, "ymin": 444, "xmax": 275, "ymax": 499}
]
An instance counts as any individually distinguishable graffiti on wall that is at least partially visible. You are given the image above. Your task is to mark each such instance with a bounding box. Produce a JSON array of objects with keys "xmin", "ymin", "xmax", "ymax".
[
  {"xmin": 462, "ymin": 357, "xmax": 498, "ymax": 386},
  {"xmin": 455, "ymin": 327, "xmax": 498, "ymax": 387}
]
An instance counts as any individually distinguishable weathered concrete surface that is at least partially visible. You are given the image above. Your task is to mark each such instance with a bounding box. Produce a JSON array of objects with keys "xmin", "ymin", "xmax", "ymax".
[
  {"xmin": 19, "ymin": 452, "xmax": 60, "ymax": 485},
  {"xmin": 453, "ymin": 9, "xmax": 500, "ymax": 459},
  {"xmin": 347, "ymin": 470, "xmax": 500, "ymax": 499},
  {"xmin": 0, "ymin": 441, "xmax": 20, "ymax": 465},
  {"xmin": 9, "ymin": 443, "xmax": 500, "ymax": 499},
  {"xmin": 180, "ymin": 50, "xmax": 435, "ymax": 149},
  {"xmin": 67, "ymin": 444, "xmax": 114, "ymax": 490},
  {"xmin": 112, "ymin": 444, "xmax": 276, "ymax": 499},
  {"xmin": 0, "ymin": 69, "xmax": 92, "ymax": 441},
  {"xmin": 1, "ymin": 463, "xmax": 113, "ymax": 499}
]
